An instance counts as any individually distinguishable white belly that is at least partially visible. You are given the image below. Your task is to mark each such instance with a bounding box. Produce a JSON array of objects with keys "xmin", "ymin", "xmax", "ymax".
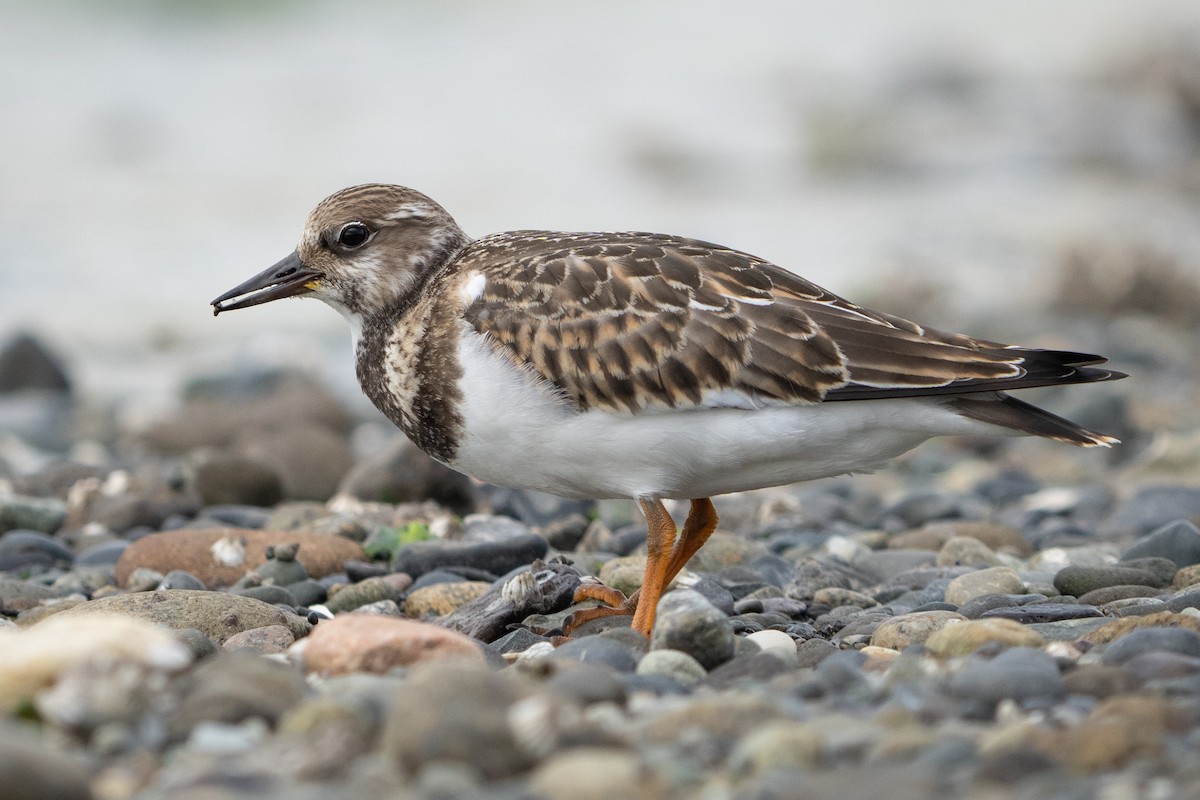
[{"xmin": 448, "ymin": 329, "xmax": 1006, "ymax": 500}]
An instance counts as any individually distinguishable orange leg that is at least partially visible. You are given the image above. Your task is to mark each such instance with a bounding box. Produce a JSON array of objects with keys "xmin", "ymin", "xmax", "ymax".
[
  {"xmin": 565, "ymin": 498, "xmax": 720, "ymax": 636},
  {"xmin": 628, "ymin": 498, "xmax": 682, "ymax": 634},
  {"xmin": 663, "ymin": 498, "xmax": 719, "ymax": 587}
]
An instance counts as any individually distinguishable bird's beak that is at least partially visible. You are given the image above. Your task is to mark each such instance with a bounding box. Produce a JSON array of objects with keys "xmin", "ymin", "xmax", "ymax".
[{"xmin": 211, "ymin": 251, "xmax": 324, "ymax": 316}]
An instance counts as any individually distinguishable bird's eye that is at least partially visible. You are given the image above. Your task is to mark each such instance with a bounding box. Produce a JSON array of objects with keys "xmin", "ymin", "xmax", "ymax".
[{"xmin": 336, "ymin": 222, "xmax": 371, "ymax": 249}]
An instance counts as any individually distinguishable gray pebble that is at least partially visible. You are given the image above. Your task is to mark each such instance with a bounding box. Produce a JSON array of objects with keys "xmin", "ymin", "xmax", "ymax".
[
  {"xmin": 234, "ymin": 584, "xmax": 298, "ymax": 607},
  {"xmin": 159, "ymin": 570, "xmax": 207, "ymax": 591},
  {"xmin": 74, "ymin": 540, "xmax": 128, "ymax": 566},
  {"xmin": 1077, "ymin": 585, "xmax": 1162, "ymax": 605},
  {"xmin": 0, "ymin": 529, "xmax": 73, "ymax": 570},
  {"xmin": 1101, "ymin": 627, "xmax": 1200, "ymax": 665},
  {"xmin": 703, "ymin": 651, "xmax": 793, "ymax": 690},
  {"xmin": 489, "ymin": 627, "xmax": 551, "ymax": 655},
  {"xmin": 392, "ymin": 533, "xmax": 548, "ymax": 579},
  {"xmin": 650, "ymin": 589, "xmax": 735, "ymax": 670},
  {"xmin": 949, "ymin": 647, "xmax": 1065, "ymax": 709},
  {"xmin": 1053, "ymin": 565, "xmax": 1164, "ymax": 596},
  {"xmin": 0, "ymin": 494, "xmax": 67, "ymax": 535},
  {"xmin": 1121, "ymin": 519, "xmax": 1200, "ymax": 568},
  {"xmin": 0, "ymin": 720, "xmax": 91, "ymax": 800},
  {"xmin": 815, "ymin": 649, "xmax": 869, "ymax": 692},
  {"xmin": 1102, "ymin": 486, "xmax": 1200, "ymax": 537},
  {"xmin": 199, "ymin": 504, "xmax": 271, "ymax": 529},
  {"xmin": 551, "ymin": 635, "xmax": 641, "ymax": 673},
  {"xmin": 636, "ymin": 648, "xmax": 707, "ymax": 685},
  {"xmin": 1117, "ymin": 556, "xmax": 1178, "ymax": 586},
  {"xmin": 166, "ymin": 652, "xmax": 308, "ymax": 742},
  {"xmin": 283, "ymin": 578, "xmax": 326, "ymax": 607},
  {"xmin": 1167, "ymin": 590, "xmax": 1200, "ymax": 613},
  {"xmin": 979, "ymin": 602, "xmax": 1104, "ymax": 624}
]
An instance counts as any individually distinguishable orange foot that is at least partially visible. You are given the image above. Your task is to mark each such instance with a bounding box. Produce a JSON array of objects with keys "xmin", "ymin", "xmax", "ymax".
[{"xmin": 563, "ymin": 498, "xmax": 718, "ymax": 637}]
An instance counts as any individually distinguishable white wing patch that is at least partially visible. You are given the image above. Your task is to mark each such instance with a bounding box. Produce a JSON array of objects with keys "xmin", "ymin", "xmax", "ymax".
[{"xmin": 460, "ymin": 271, "xmax": 487, "ymax": 304}]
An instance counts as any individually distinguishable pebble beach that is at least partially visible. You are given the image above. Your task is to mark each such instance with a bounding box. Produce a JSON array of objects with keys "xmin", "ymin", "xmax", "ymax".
[
  {"xmin": 5, "ymin": 4, "xmax": 1200, "ymax": 800},
  {"xmin": 2, "ymin": 284, "xmax": 1200, "ymax": 800}
]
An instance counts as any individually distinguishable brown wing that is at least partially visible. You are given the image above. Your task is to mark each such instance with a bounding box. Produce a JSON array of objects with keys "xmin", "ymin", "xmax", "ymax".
[{"xmin": 456, "ymin": 231, "xmax": 1114, "ymax": 413}]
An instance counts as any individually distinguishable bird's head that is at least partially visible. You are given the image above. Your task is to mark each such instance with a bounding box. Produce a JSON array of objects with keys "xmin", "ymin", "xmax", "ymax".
[{"xmin": 211, "ymin": 184, "xmax": 469, "ymax": 326}]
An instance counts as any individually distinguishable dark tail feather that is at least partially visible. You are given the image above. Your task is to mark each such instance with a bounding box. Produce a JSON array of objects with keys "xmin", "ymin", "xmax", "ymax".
[{"xmin": 948, "ymin": 393, "xmax": 1119, "ymax": 448}]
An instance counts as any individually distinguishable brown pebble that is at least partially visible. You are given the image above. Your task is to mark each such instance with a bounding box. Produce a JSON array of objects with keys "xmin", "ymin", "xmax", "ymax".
[
  {"xmin": 115, "ymin": 528, "xmax": 365, "ymax": 588},
  {"xmin": 1082, "ymin": 611, "xmax": 1200, "ymax": 645},
  {"xmin": 299, "ymin": 614, "xmax": 483, "ymax": 675},
  {"xmin": 404, "ymin": 581, "xmax": 491, "ymax": 618},
  {"xmin": 223, "ymin": 624, "xmax": 296, "ymax": 654}
]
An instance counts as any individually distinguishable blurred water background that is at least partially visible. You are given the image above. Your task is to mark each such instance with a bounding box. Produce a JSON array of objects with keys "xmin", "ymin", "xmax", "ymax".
[{"xmin": 2, "ymin": 0, "xmax": 1200, "ymax": 426}]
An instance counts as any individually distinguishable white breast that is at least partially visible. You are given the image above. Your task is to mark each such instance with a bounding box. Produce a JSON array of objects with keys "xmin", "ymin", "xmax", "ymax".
[{"xmin": 448, "ymin": 326, "xmax": 1009, "ymax": 501}]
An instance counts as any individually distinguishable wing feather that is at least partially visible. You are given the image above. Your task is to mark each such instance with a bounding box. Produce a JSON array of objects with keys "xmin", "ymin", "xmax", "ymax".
[{"xmin": 454, "ymin": 231, "xmax": 1118, "ymax": 413}]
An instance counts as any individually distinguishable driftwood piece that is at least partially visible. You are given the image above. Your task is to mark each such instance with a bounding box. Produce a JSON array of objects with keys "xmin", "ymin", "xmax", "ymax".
[{"xmin": 441, "ymin": 559, "xmax": 582, "ymax": 642}]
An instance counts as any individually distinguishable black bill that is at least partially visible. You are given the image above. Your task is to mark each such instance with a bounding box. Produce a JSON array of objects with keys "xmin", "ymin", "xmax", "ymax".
[{"xmin": 211, "ymin": 251, "xmax": 323, "ymax": 316}]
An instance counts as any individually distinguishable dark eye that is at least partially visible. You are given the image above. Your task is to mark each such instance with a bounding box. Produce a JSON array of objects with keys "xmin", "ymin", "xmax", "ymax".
[{"xmin": 337, "ymin": 222, "xmax": 370, "ymax": 249}]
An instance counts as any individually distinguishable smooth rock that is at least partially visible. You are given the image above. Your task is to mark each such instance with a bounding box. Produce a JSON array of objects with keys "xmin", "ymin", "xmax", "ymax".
[
  {"xmin": 0, "ymin": 530, "xmax": 73, "ymax": 571},
  {"xmin": 158, "ymin": 570, "xmax": 207, "ymax": 591},
  {"xmin": 944, "ymin": 566, "xmax": 1025, "ymax": 605},
  {"xmin": 1077, "ymin": 585, "xmax": 1162, "ymax": 605},
  {"xmin": 957, "ymin": 593, "xmax": 1036, "ymax": 619},
  {"xmin": 936, "ymin": 536, "xmax": 1003, "ymax": 568},
  {"xmin": 1167, "ymin": 590, "xmax": 1200, "ymax": 612},
  {"xmin": 746, "ymin": 629, "xmax": 799, "ymax": 664},
  {"xmin": 979, "ymin": 603, "xmax": 1104, "ymax": 624},
  {"xmin": 551, "ymin": 635, "xmax": 641, "ymax": 673},
  {"xmin": 0, "ymin": 720, "xmax": 91, "ymax": 800},
  {"xmin": 1122, "ymin": 519, "xmax": 1200, "ymax": 567},
  {"xmin": 0, "ymin": 614, "xmax": 190, "ymax": 709},
  {"xmin": 115, "ymin": 528, "xmax": 365, "ymax": 588},
  {"xmin": 381, "ymin": 662, "xmax": 532, "ymax": 779},
  {"xmin": 1121, "ymin": 651, "xmax": 1200, "ymax": 682},
  {"xmin": 55, "ymin": 589, "xmax": 310, "ymax": 644},
  {"xmin": 391, "ymin": 533, "xmax": 548, "ymax": 579},
  {"xmin": 1062, "ymin": 664, "xmax": 1142, "ymax": 697},
  {"xmin": 221, "ymin": 624, "xmax": 295, "ymax": 654},
  {"xmin": 729, "ymin": 720, "xmax": 824, "ymax": 775},
  {"xmin": 167, "ymin": 651, "xmax": 307, "ymax": 741},
  {"xmin": 232, "ymin": 584, "xmax": 298, "ymax": 607},
  {"xmin": 300, "ymin": 614, "xmax": 483, "ymax": 674},
  {"xmin": 925, "ymin": 617, "xmax": 1046, "ymax": 657},
  {"xmin": 1053, "ymin": 565, "xmax": 1163, "ymax": 596},
  {"xmin": 1118, "ymin": 556, "xmax": 1179, "ymax": 587},
  {"xmin": 650, "ymin": 589, "xmax": 735, "ymax": 670},
  {"xmin": 74, "ymin": 539, "xmax": 129, "ymax": 567},
  {"xmin": 325, "ymin": 576, "xmax": 398, "ymax": 613},
  {"xmin": 813, "ymin": 587, "xmax": 878, "ymax": 608},
  {"xmin": 0, "ymin": 576, "xmax": 62, "ymax": 607},
  {"xmin": 635, "ymin": 648, "xmax": 706, "ymax": 685},
  {"xmin": 0, "ymin": 495, "xmax": 67, "ymax": 535},
  {"xmin": 870, "ymin": 610, "xmax": 966, "ymax": 649},
  {"xmin": 528, "ymin": 747, "xmax": 656, "ymax": 800},
  {"xmin": 1082, "ymin": 611, "xmax": 1200, "ymax": 644},
  {"xmin": 948, "ymin": 647, "xmax": 1065, "ymax": 707},
  {"xmin": 1102, "ymin": 485, "xmax": 1200, "ymax": 537},
  {"xmin": 1064, "ymin": 695, "xmax": 1180, "ymax": 770},
  {"xmin": 1173, "ymin": 562, "xmax": 1200, "ymax": 588},
  {"xmin": 852, "ymin": 550, "xmax": 937, "ymax": 582},
  {"xmin": 891, "ymin": 520, "xmax": 1033, "ymax": 557},
  {"xmin": 1101, "ymin": 626, "xmax": 1200, "ymax": 665},
  {"xmin": 704, "ymin": 651, "xmax": 793, "ymax": 690},
  {"xmin": 403, "ymin": 580, "xmax": 491, "ymax": 618}
]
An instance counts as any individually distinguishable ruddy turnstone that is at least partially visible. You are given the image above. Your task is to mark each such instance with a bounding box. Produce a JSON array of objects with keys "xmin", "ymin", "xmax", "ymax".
[{"xmin": 212, "ymin": 184, "xmax": 1125, "ymax": 635}]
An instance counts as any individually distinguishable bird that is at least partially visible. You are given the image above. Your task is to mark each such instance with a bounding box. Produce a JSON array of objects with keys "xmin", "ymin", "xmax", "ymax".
[{"xmin": 212, "ymin": 183, "xmax": 1125, "ymax": 636}]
